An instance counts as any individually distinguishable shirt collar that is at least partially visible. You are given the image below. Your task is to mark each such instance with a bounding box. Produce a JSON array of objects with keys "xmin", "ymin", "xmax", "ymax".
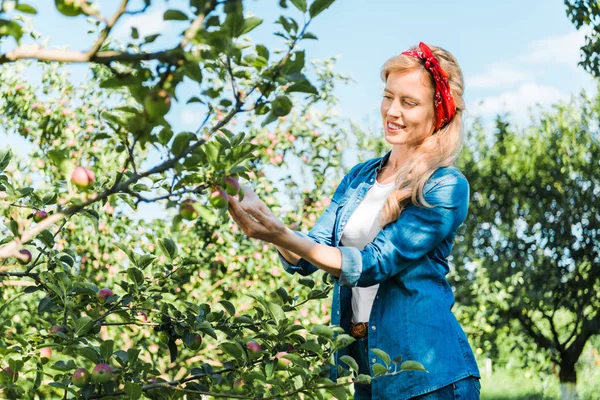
[{"xmin": 376, "ymin": 150, "xmax": 393, "ymax": 172}]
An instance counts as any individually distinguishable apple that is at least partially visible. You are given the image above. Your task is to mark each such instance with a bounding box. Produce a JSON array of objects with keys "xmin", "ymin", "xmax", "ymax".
[
  {"xmin": 50, "ymin": 326, "xmax": 66, "ymax": 335},
  {"xmin": 246, "ymin": 341, "xmax": 261, "ymax": 353},
  {"xmin": 18, "ymin": 249, "xmax": 32, "ymax": 265},
  {"xmin": 144, "ymin": 89, "xmax": 171, "ymax": 119},
  {"xmin": 91, "ymin": 363, "xmax": 112, "ymax": 384},
  {"xmin": 1, "ymin": 366, "xmax": 17, "ymax": 383},
  {"xmin": 71, "ymin": 166, "xmax": 95, "ymax": 190},
  {"xmin": 72, "ymin": 368, "xmax": 90, "ymax": 387},
  {"xmin": 33, "ymin": 210, "xmax": 48, "ymax": 222},
  {"xmin": 233, "ymin": 378, "xmax": 245, "ymax": 393},
  {"xmin": 179, "ymin": 199, "xmax": 198, "ymax": 220},
  {"xmin": 186, "ymin": 334, "xmax": 202, "ymax": 350},
  {"xmin": 40, "ymin": 347, "xmax": 52, "ymax": 363},
  {"xmin": 223, "ymin": 177, "xmax": 241, "ymax": 196},
  {"xmin": 209, "ymin": 189, "xmax": 229, "ymax": 209},
  {"xmin": 97, "ymin": 288, "xmax": 113, "ymax": 303},
  {"xmin": 275, "ymin": 351, "xmax": 291, "ymax": 368}
]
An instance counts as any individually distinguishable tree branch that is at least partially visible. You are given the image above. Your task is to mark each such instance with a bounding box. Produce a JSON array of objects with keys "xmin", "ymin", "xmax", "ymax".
[{"xmin": 87, "ymin": 0, "xmax": 130, "ymax": 59}]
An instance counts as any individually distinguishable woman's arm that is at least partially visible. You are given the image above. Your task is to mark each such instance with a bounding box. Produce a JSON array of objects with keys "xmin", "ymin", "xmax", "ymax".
[{"xmin": 274, "ymin": 244, "xmax": 301, "ymax": 265}]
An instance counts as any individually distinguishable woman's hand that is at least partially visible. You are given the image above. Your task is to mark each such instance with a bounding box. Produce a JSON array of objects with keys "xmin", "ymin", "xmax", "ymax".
[{"xmin": 227, "ymin": 184, "xmax": 288, "ymax": 245}]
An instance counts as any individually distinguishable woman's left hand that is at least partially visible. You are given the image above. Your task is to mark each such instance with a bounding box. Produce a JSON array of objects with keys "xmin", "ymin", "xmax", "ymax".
[{"xmin": 227, "ymin": 184, "xmax": 287, "ymax": 245}]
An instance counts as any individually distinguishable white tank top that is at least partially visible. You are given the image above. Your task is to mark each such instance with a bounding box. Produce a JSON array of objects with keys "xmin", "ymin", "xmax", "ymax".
[{"xmin": 339, "ymin": 178, "xmax": 396, "ymax": 324}]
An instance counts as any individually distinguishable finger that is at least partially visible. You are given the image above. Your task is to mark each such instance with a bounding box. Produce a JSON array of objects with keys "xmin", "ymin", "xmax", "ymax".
[
  {"xmin": 228, "ymin": 198, "xmax": 250, "ymax": 232},
  {"xmin": 229, "ymin": 196, "xmax": 262, "ymax": 232}
]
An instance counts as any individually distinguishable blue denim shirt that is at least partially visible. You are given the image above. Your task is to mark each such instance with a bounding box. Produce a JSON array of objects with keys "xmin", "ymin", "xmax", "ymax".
[{"xmin": 277, "ymin": 150, "xmax": 481, "ymax": 399}]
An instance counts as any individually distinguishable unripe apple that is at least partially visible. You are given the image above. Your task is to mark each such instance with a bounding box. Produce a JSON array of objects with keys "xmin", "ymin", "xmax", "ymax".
[
  {"xmin": 72, "ymin": 367, "xmax": 90, "ymax": 387},
  {"xmin": 33, "ymin": 210, "xmax": 48, "ymax": 222},
  {"xmin": 91, "ymin": 363, "xmax": 112, "ymax": 384},
  {"xmin": 1, "ymin": 366, "xmax": 17, "ymax": 383},
  {"xmin": 71, "ymin": 166, "xmax": 95, "ymax": 190},
  {"xmin": 223, "ymin": 176, "xmax": 241, "ymax": 196},
  {"xmin": 233, "ymin": 378, "xmax": 245, "ymax": 393},
  {"xmin": 246, "ymin": 341, "xmax": 261, "ymax": 353},
  {"xmin": 179, "ymin": 199, "xmax": 198, "ymax": 220},
  {"xmin": 275, "ymin": 351, "xmax": 291, "ymax": 368},
  {"xmin": 144, "ymin": 89, "xmax": 171, "ymax": 119},
  {"xmin": 186, "ymin": 334, "xmax": 202, "ymax": 350},
  {"xmin": 97, "ymin": 288, "xmax": 113, "ymax": 303},
  {"xmin": 209, "ymin": 189, "xmax": 229, "ymax": 209},
  {"xmin": 18, "ymin": 249, "xmax": 32, "ymax": 265}
]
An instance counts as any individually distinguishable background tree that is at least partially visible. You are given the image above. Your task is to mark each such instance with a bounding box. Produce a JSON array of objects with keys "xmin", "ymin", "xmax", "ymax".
[{"xmin": 450, "ymin": 89, "xmax": 600, "ymax": 400}]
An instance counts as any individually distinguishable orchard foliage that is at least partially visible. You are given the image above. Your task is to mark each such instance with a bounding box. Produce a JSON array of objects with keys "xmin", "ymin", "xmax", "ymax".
[{"xmin": 0, "ymin": 0, "xmax": 418, "ymax": 398}]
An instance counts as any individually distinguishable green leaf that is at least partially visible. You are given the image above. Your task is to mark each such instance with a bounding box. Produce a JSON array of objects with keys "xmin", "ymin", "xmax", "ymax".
[
  {"xmin": 355, "ymin": 374, "xmax": 372, "ymax": 384},
  {"xmin": 164, "ymin": 9, "xmax": 189, "ymax": 20},
  {"xmin": 127, "ymin": 268, "xmax": 145, "ymax": 286},
  {"xmin": 124, "ymin": 382, "xmax": 142, "ymax": 399},
  {"xmin": 131, "ymin": 27, "xmax": 139, "ymax": 39},
  {"xmin": 0, "ymin": 19, "xmax": 23, "ymax": 42},
  {"xmin": 159, "ymin": 238, "xmax": 178, "ymax": 260},
  {"xmin": 309, "ymin": 0, "xmax": 335, "ymax": 18},
  {"xmin": 38, "ymin": 229, "xmax": 55, "ymax": 248},
  {"xmin": 372, "ymin": 363, "xmax": 388, "ymax": 376},
  {"xmin": 15, "ymin": 4, "xmax": 37, "ymax": 14},
  {"xmin": 100, "ymin": 340, "xmax": 114, "ymax": 362},
  {"xmin": 80, "ymin": 209, "xmax": 99, "ymax": 233},
  {"xmin": 340, "ymin": 356, "xmax": 358, "ymax": 372},
  {"xmin": 171, "ymin": 131, "xmax": 196, "ymax": 156},
  {"xmin": 400, "ymin": 360, "xmax": 428, "ymax": 372},
  {"xmin": 311, "ymin": 324, "xmax": 334, "ymax": 340},
  {"xmin": 326, "ymin": 385, "xmax": 347, "ymax": 400},
  {"xmin": 241, "ymin": 16, "xmax": 263, "ymax": 35},
  {"xmin": 298, "ymin": 278, "xmax": 314, "ymax": 288},
  {"xmin": 0, "ymin": 148, "xmax": 11, "ymax": 171},
  {"xmin": 77, "ymin": 347, "xmax": 99, "ymax": 364},
  {"xmin": 74, "ymin": 316, "xmax": 94, "ymax": 337},
  {"xmin": 266, "ymin": 301, "xmax": 285, "ymax": 323},
  {"xmin": 286, "ymin": 79, "xmax": 318, "ymax": 95},
  {"xmin": 219, "ymin": 300, "xmax": 236, "ymax": 316},
  {"xmin": 220, "ymin": 341, "xmax": 244, "ymax": 360},
  {"xmin": 137, "ymin": 254, "xmax": 156, "ymax": 269},
  {"xmin": 290, "ymin": 0, "xmax": 307, "ymax": 12},
  {"xmin": 371, "ymin": 348, "xmax": 391, "ymax": 366},
  {"xmin": 281, "ymin": 353, "xmax": 308, "ymax": 368}
]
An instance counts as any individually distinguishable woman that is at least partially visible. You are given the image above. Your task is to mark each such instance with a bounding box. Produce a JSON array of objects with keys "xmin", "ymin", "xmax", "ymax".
[{"xmin": 227, "ymin": 42, "xmax": 481, "ymax": 399}]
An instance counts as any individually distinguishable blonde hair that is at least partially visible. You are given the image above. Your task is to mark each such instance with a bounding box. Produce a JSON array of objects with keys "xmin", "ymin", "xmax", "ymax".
[{"xmin": 378, "ymin": 44, "xmax": 465, "ymax": 228}]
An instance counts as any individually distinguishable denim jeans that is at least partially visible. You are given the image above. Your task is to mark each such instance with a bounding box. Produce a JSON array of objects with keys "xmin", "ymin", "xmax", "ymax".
[{"xmin": 350, "ymin": 335, "xmax": 481, "ymax": 400}]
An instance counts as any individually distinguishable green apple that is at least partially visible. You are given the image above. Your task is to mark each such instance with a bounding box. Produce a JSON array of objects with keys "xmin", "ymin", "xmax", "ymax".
[
  {"xmin": 179, "ymin": 199, "xmax": 198, "ymax": 220},
  {"xmin": 91, "ymin": 363, "xmax": 112, "ymax": 384},
  {"xmin": 209, "ymin": 189, "xmax": 229, "ymax": 209},
  {"xmin": 144, "ymin": 89, "xmax": 171, "ymax": 119}
]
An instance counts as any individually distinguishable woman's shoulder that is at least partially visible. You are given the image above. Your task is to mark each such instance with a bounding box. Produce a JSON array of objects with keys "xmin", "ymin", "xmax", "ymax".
[{"xmin": 425, "ymin": 166, "xmax": 469, "ymax": 195}]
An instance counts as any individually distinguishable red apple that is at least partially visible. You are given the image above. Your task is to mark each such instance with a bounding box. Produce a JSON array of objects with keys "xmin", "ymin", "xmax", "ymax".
[
  {"xmin": 144, "ymin": 89, "xmax": 171, "ymax": 119},
  {"xmin": 40, "ymin": 347, "xmax": 52, "ymax": 363},
  {"xmin": 186, "ymin": 334, "xmax": 202, "ymax": 350},
  {"xmin": 223, "ymin": 177, "xmax": 241, "ymax": 196},
  {"xmin": 209, "ymin": 189, "xmax": 228, "ymax": 209},
  {"xmin": 246, "ymin": 341, "xmax": 261, "ymax": 353},
  {"xmin": 275, "ymin": 351, "xmax": 291, "ymax": 368},
  {"xmin": 179, "ymin": 199, "xmax": 198, "ymax": 220},
  {"xmin": 71, "ymin": 166, "xmax": 95, "ymax": 190},
  {"xmin": 1, "ymin": 366, "xmax": 17, "ymax": 383},
  {"xmin": 97, "ymin": 288, "xmax": 113, "ymax": 303},
  {"xmin": 50, "ymin": 326, "xmax": 66, "ymax": 335},
  {"xmin": 18, "ymin": 249, "xmax": 32, "ymax": 265},
  {"xmin": 33, "ymin": 210, "xmax": 48, "ymax": 222},
  {"xmin": 72, "ymin": 367, "xmax": 90, "ymax": 387},
  {"xmin": 91, "ymin": 363, "xmax": 112, "ymax": 384}
]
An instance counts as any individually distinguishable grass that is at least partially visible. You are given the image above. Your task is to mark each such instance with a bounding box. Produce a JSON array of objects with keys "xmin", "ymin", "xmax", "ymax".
[{"xmin": 480, "ymin": 366, "xmax": 600, "ymax": 400}]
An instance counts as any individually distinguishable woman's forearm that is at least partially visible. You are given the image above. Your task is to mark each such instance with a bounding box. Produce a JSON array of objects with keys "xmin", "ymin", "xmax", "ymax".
[{"xmin": 274, "ymin": 244, "xmax": 302, "ymax": 265}]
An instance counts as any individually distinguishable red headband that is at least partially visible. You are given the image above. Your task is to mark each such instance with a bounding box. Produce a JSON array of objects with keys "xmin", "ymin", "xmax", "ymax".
[{"xmin": 401, "ymin": 42, "xmax": 456, "ymax": 130}]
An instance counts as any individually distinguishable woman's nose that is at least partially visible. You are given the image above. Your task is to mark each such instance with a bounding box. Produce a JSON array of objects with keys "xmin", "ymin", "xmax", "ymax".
[{"xmin": 387, "ymin": 100, "xmax": 402, "ymax": 117}]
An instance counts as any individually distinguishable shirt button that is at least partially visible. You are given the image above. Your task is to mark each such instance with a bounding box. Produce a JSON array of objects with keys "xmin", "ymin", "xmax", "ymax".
[
  {"xmin": 371, "ymin": 358, "xmax": 377, "ymax": 364},
  {"xmin": 337, "ymin": 310, "xmax": 340, "ymax": 315},
  {"xmin": 371, "ymin": 325, "xmax": 376, "ymax": 331}
]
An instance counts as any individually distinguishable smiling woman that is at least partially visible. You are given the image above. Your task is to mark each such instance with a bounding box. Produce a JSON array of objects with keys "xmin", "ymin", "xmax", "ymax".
[{"xmin": 228, "ymin": 42, "xmax": 481, "ymax": 400}]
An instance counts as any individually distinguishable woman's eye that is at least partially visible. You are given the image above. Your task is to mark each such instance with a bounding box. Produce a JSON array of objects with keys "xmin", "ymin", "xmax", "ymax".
[{"xmin": 383, "ymin": 95, "xmax": 393, "ymax": 99}]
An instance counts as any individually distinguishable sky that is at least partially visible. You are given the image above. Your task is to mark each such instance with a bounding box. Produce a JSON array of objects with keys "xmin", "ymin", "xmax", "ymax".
[{"xmin": 0, "ymin": 0, "xmax": 596, "ymax": 217}]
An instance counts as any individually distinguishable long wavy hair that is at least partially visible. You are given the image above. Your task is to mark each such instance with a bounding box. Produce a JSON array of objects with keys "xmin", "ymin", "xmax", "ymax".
[{"xmin": 378, "ymin": 44, "xmax": 465, "ymax": 228}]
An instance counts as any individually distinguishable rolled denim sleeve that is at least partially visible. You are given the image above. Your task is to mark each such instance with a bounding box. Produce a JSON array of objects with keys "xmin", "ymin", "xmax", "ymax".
[
  {"xmin": 277, "ymin": 163, "xmax": 364, "ymax": 277},
  {"xmin": 337, "ymin": 172, "xmax": 470, "ymax": 287}
]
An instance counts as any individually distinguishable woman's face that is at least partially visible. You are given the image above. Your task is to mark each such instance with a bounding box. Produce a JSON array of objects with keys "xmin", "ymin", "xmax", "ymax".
[{"xmin": 380, "ymin": 69, "xmax": 436, "ymax": 146}]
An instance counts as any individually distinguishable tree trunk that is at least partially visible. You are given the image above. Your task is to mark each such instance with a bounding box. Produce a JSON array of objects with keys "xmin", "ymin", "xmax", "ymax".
[{"xmin": 559, "ymin": 362, "xmax": 578, "ymax": 400}]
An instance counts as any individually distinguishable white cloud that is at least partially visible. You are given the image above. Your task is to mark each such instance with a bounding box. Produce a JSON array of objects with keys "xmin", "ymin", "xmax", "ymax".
[
  {"xmin": 469, "ymin": 82, "xmax": 565, "ymax": 117},
  {"xmin": 518, "ymin": 29, "xmax": 588, "ymax": 67},
  {"xmin": 468, "ymin": 65, "xmax": 531, "ymax": 89}
]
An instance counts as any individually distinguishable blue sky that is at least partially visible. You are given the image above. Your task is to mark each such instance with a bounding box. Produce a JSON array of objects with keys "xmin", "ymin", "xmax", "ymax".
[{"xmin": 1, "ymin": 0, "xmax": 595, "ymax": 217}]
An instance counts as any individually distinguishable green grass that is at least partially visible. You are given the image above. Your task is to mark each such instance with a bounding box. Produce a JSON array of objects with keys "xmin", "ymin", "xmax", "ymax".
[{"xmin": 480, "ymin": 367, "xmax": 600, "ymax": 400}]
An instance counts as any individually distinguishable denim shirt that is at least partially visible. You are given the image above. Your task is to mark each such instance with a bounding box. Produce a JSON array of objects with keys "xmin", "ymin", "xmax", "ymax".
[{"xmin": 277, "ymin": 150, "xmax": 481, "ymax": 399}]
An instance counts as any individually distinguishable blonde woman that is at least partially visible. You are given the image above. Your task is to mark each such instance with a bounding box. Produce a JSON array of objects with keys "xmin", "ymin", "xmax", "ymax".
[{"xmin": 228, "ymin": 42, "xmax": 481, "ymax": 399}]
